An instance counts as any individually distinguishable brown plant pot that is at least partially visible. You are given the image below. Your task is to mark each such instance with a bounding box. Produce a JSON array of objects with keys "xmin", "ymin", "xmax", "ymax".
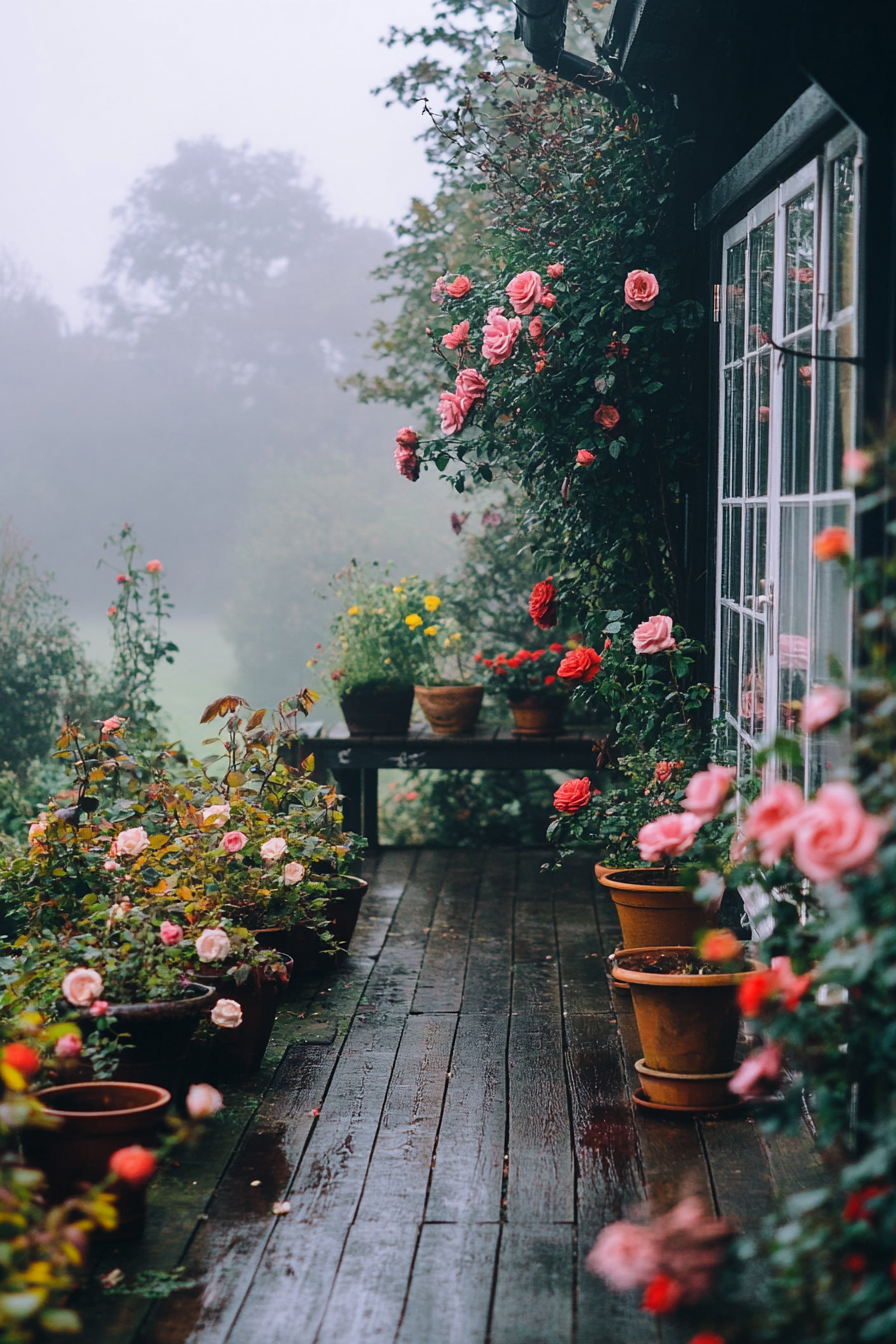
[
  {"xmin": 195, "ymin": 957, "xmax": 293, "ymax": 1073},
  {"xmin": 508, "ymin": 697, "xmax": 565, "ymax": 736},
  {"xmin": 611, "ymin": 947, "xmax": 759, "ymax": 1076},
  {"xmin": 79, "ymin": 984, "xmax": 216, "ymax": 1095},
  {"xmin": 415, "ymin": 684, "xmax": 484, "ymax": 736},
  {"xmin": 599, "ymin": 868, "xmax": 713, "ymax": 949},
  {"xmin": 340, "ymin": 685, "xmax": 414, "ymax": 735},
  {"xmin": 23, "ymin": 1081, "xmax": 171, "ymax": 1239},
  {"xmin": 633, "ymin": 1058, "xmax": 740, "ymax": 1111},
  {"xmin": 255, "ymin": 877, "xmax": 369, "ymax": 971}
]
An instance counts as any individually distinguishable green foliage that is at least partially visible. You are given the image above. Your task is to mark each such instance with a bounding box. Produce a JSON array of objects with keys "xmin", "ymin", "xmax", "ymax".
[
  {"xmin": 381, "ymin": 768, "xmax": 558, "ymax": 848},
  {"xmin": 322, "ymin": 564, "xmax": 442, "ymax": 694},
  {"xmin": 99, "ymin": 524, "xmax": 177, "ymax": 734}
]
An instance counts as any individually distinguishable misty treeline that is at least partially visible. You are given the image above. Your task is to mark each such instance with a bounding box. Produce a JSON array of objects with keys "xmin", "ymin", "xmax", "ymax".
[{"xmin": 0, "ymin": 138, "xmax": 455, "ymax": 704}]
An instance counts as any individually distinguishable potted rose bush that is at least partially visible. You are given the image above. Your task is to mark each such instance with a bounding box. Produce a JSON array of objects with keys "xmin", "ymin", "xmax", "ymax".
[{"xmin": 479, "ymin": 641, "xmax": 573, "ymax": 735}]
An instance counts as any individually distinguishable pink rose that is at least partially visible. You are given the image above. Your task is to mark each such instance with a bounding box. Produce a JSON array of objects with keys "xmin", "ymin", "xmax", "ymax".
[
  {"xmin": 89, "ymin": 1000, "xmax": 109, "ymax": 1018},
  {"xmin": 624, "ymin": 269, "xmax": 660, "ymax": 310},
  {"xmin": 395, "ymin": 427, "xmax": 418, "ymax": 449},
  {"xmin": 186, "ymin": 1083, "xmax": 224, "ymax": 1118},
  {"xmin": 115, "ymin": 826, "xmax": 149, "ymax": 858},
  {"xmin": 791, "ymin": 782, "xmax": 887, "ymax": 884},
  {"xmin": 211, "ymin": 998, "xmax": 243, "ymax": 1029},
  {"xmin": 842, "ymin": 449, "xmax": 872, "ymax": 486},
  {"xmin": 541, "ymin": 292, "xmax": 556, "ymax": 309},
  {"xmin": 528, "ymin": 315, "xmax": 544, "ymax": 343},
  {"xmin": 202, "ymin": 803, "xmax": 231, "ymax": 827},
  {"xmin": 101, "ymin": 716, "xmax": 124, "ymax": 739},
  {"xmin": 284, "ymin": 861, "xmax": 306, "ymax": 886},
  {"xmin": 430, "ymin": 276, "xmax": 449, "ymax": 303},
  {"xmin": 260, "ymin": 836, "xmax": 288, "ymax": 864},
  {"xmin": 481, "ymin": 308, "xmax": 522, "ymax": 365},
  {"xmin": 28, "ymin": 814, "xmax": 48, "ymax": 844},
  {"xmin": 505, "ymin": 269, "xmax": 544, "ymax": 315},
  {"xmin": 394, "ymin": 443, "xmax": 420, "ymax": 482},
  {"xmin": 546, "ymin": 262, "xmax": 564, "ymax": 280},
  {"xmin": 728, "ymin": 1043, "xmax": 783, "ymax": 1099},
  {"xmin": 632, "ymin": 615, "xmax": 676, "ymax": 654},
  {"xmin": 159, "ymin": 920, "xmax": 184, "ymax": 946},
  {"xmin": 62, "ymin": 967, "xmax": 104, "ymax": 1008},
  {"xmin": 637, "ymin": 811, "xmax": 703, "ymax": 862},
  {"xmin": 195, "ymin": 927, "xmax": 232, "ymax": 963},
  {"xmin": 222, "ymin": 830, "xmax": 248, "ymax": 854},
  {"xmin": 438, "ymin": 390, "xmax": 467, "ymax": 435},
  {"xmin": 683, "ymin": 765, "xmax": 736, "ymax": 823},
  {"xmin": 54, "ymin": 1033, "xmax": 83, "ymax": 1059},
  {"xmin": 801, "ymin": 685, "xmax": 849, "ymax": 733},
  {"xmin": 455, "ymin": 368, "xmax": 488, "ymax": 412},
  {"xmin": 741, "ymin": 782, "xmax": 805, "ymax": 865},
  {"xmin": 576, "ymin": 449, "xmax": 594, "ymax": 465},
  {"xmin": 103, "ymin": 859, "xmax": 119, "ymax": 872},
  {"xmin": 586, "ymin": 1220, "xmax": 659, "ymax": 1290},
  {"xmin": 145, "ymin": 559, "xmax": 163, "ymax": 574},
  {"xmin": 441, "ymin": 320, "xmax": 470, "ymax": 350},
  {"xmin": 445, "ymin": 274, "xmax": 471, "ymax": 299}
]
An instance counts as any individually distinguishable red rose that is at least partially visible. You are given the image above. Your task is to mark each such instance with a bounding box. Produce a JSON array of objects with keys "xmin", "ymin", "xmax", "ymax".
[
  {"xmin": 394, "ymin": 443, "xmax": 420, "ymax": 482},
  {"xmin": 576, "ymin": 449, "xmax": 594, "ymax": 465},
  {"xmin": 2, "ymin": 1043, "xmax": 41, "ymax": 1078},
  {"xmin": 544, "ymin": 675, "xmax": 556, "ymax": 685},
  {"xmin": 843, "ymin": 1253, "xmax": 867, "ymax": 1276},
  {"xmin": 843, "ymin": 1183, "xmax": 891, "ymax": 1223},
  {"xmin": 557, "ymin": 646, "xmax": 602, "ymax": 683},
  {"xmin": 529, "ymin": 578, "xmax": 558, "ymax": 629},
  {"xmin": 109, "ymin": 1145, "xmax": 157, "ymax": 1186},
  {"xmin": 737, "ymin": 969, "xmax": 777, "ymax": 1018},
  {"xmin": 549, "ymin": 642, "xmax": 564, "ymax": 653},
  {"xmin": 553, "ymin": 777, "xmax": 593, "ymax": 813},
  {"xmin": 594, "ymin": 405, "xmax": 620, "ymax": 431},
  {"xmin": 445, "ymin": 275, "xmax": 471, "ymax": 298},
  {"xmin": 687, "ymin": 1336, "xmax": 726, "ymax": 1344},
  {"xmin": 642, "ymin": 1274, "xmax": 683, "ymax": 1314}
]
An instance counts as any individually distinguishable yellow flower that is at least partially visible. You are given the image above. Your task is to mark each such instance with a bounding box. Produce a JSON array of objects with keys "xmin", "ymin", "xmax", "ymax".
[
  {"xmin": 393, "ymin": 586, "xmax": 403, "ymax": 594},
  {"xmin": 306, "ymin": 658, "xmax": 318, "ymax": 667},
  {"xmin": 347, "ymin": 605, "xmax": 360, "ymax": 616},
  {"xmin": 405, "ymin": 613, "xmax": 423, "ymax": 628},
  {"xmin": 450, "ymin": 632, "xmax": 462, "ymax": 642},
  {"xmin": 424, "ymin": 595, "xmax": 441, "ymax": 612},
  {"xmin": 424, "ymin": 626, "xmax": 438, "ymax": 637}
]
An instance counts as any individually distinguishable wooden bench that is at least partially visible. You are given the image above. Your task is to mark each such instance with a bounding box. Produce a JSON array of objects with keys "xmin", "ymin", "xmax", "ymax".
[{"xmin": 302, "ymin": 722, "xmax": 602, "ymax": 847}]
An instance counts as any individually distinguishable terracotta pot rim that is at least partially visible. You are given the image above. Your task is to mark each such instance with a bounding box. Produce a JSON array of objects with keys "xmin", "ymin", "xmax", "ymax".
[
  {"xmin": 76, "ymin": 982, "xmax": 215, "ymax": 1021},
  {"xmin": 34, "ymin": 1080, "xmax": 171, "ymax": 1119},
  {"xmin": 634, "ymin": 1058, "xmax": 739, "ymax": 1083},
  {"xmin": 414, "ymin": 683, "xmax": 484, "ymax": 694},
  {"xmin": 611, "ymin": 946, "xmax": 761, "ymax": 987},
  {"xmin": 600, "ymin": 867, "xmax": 689, "ymax": 894}
]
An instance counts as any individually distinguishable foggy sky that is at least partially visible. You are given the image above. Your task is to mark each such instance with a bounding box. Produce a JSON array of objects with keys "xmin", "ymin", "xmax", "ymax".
[{"xmin": 0, "ymin": 0, "xmax": 437, "ymax": 322}]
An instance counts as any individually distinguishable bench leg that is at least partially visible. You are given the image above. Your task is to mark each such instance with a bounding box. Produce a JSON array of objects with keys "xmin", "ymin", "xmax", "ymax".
[{"xmin": 333, "ymin": 768, "xmax": 379, "ymax": 852}]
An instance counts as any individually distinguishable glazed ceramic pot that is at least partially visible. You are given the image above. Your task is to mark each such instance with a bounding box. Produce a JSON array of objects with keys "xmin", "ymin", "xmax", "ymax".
[
  {"xmin": 340, "ymin": 685, "xmax": 414, "ymax": 735},
  {"xmin": 255, "ymin": 876, "xmax": 369, "ymax": 971},
  {"xmin": 415, "ymin": 684, "xmax": 484, "ymax": 736},
  {"xmin": 508, "ymin": 697, "xmax": 565, "ymax": 736},
  {"xmin": 23, "ymin": 1081, "xmax": 171, "ymax": 1238},
  {"xmin": 80, "ymin": 984, "xmax": 215, "ymax": 1095},
  {"xmin": 598, "ymin": 868, "xmax": 711, "ymax": 949}
]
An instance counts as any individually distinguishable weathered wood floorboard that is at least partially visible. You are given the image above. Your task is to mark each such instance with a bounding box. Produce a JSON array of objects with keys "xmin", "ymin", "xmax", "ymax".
[{"xmin": 75, "ymin": 847, "xmax": 824, "ymax": 1344}]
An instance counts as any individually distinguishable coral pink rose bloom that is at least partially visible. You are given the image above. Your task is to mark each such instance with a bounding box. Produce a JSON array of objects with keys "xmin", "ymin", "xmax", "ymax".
[
  {"xmin": 813, "ymin": 525, "xmax": 852, "ymax": 560},
  {"xmin": 445, "ymin": 274, "xmax": 471, "ymax": 298},
  {"xmin": 202, "ymin": 803, "xmax": 231, "ymax": 827},
  {"xmin": 395, "ymin": 427, "xmax": 419, "ymax": 449},
  {"xmin": 576, "ymin": 449, "xmax": 594, "ymax": 465},
  {"xmin": 791, "ymin": 781, "xmax": 887, "ymax": 884},
  {"xmin": 62, "ymin": 967, "xmax": 104, "ymax": 1008},
  {"xmin": 101, "ymin": 715, "xmax": 124, "ymax": 739},
  {"xmin": 740, "ymin": 782, "xmax": 805, "ymax": 865},
  {"xmin": 728, "ymin": 1042, "xmax": 783, "ymax": 1099},
  {"xmin": 482, "ymin": 308, "xmax": 522, "ymax": 365},
  {"xmin": 632, "ymin": 615, "xmax": 676, "ymax": 654},
  {"xmin": 109, "ymin": 1146, "xmax": 156, "ymax": 1186},
  {"xmin": 195, "ymin": 927, "xmax": 232, "ymax": 963},
  {"xmin": 222, "ymin": 830, "xmax": 248, "ymax": 854},
  {"xmin": 553, "ymin": 778, "xmax": 593, "ymax": 814},
  {"xmin": 586, "ymin": 1220, "xmax": 659, "ymax": 1290},
  {"xmin": 624, "ymin": 269, "xmax": 660, "ymax": 310},
  {"xmin": 638, "ymin": 812, "xmax": 703, "ymax": 862},
  {"xmin": 260, "ymin": 836, "xmax": 288, "ymax": 864},
  {"xmin": 528, "ymin": 315, "xmax": 544, "ymax": 342},
  {"xmin": 505, "ymin": 269, "xmax": 544, "ymax": 315},
  {"xmin": 115, "ymin": 826, "xmax": 149, "ymax": 858},
  {"xmin": 145, "ymin": 559, "xmax": 163, "ymax": 573},
  {"xmin": 801, "ymin": 684, "xmax": 849, "ymax": 733},
  {"xmin": 441, "ymin": 320, "xmax": 470, "ymax": 350},
  {"xmin": 593, "ymin": 405, "xmax": 620, "ymax": 431},
  {"xmin": 211, "ymin": 998, "xmax": 243, "ymax": 1029},
  {"xmin": 186, "ymin": 1083, "xmax": 224, "ymax": 1119},
  {"xmin": 438, "ymin": 390, "xmax": 467, "ymax": 435},
  {"xmin": 284, "ymin": 861, "xmax": 306, "ymax": 886},
  {"xmin": 683, "ymin": 765, "xmax": 736, "ymax": 823},
  {"xmin": 455, "ymin": 368, "xmax": 488, "ymax": 412},
  {"xmin": 842, "ymin": 449, "xmax": 872, "ymax": 486},
  {"xmin": 159, "ymin": 920, "xmax": 183, "ymax": 946},
  {"xmin": 546, "ymin": 262, "xmax": 564, "ymax": 280},
  {"xmin": 54, "ymin": 1033, "xmax": 83, "ymax": 1059}
]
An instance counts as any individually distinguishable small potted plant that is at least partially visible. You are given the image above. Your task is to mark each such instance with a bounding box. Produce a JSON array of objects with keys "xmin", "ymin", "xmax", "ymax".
[
  {"xmin": 405, "ymin": 592, "xmax": 484, "ymax": 735},
  {"xmin": 479, "ymin": 642, "xmax": 573, "ymax": 734}
]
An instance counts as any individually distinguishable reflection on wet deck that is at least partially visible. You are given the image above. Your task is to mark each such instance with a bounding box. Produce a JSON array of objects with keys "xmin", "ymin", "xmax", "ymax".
[{"xmin": 80, "ymin": 850, "xmax": 820, "ymax": 1344}]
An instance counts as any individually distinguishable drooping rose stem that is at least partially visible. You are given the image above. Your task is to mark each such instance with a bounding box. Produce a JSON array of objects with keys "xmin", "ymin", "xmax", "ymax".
[{"xmin": 665, "ymin": 649, "xmax": 690, "ymax": 727}]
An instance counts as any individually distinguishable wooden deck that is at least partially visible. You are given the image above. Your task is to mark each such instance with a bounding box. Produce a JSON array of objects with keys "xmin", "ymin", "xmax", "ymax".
[{"xmin": 80, "ymin": 850, "xmax": 820, "ymax": 1344}]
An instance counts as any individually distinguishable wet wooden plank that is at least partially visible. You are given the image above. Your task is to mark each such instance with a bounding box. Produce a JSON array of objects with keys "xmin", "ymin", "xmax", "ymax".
[
  {"xmin": 351, "ymin": 850, "xmax": 416, "ymax": 960},
  {"xmin": 355, "ymin": 1013, "xmax": 455, "ymax": 1221},
  {"xmin": 426, "ymin": 1014, "xmax": 507, "ymax": 1222},
  {"xmin": 699, "ymin": 1116, "xmax": 776, "ymax": 1228},
  {"xmin": 513, "ymin": 852, "xmax": 555, "ymax": 962},
  {"xmin": 462, "ymin": 850, "xmax": 515, "ymax": 1013},
  {"xmin": 507, "ymin": 967, "xmax": 574, "ymax": 1223},
  {"xmin": 314, "ymin": 1221, "xmax": 420, "ymax": 1344},
  {"xmin": 490, "ymin": 1224, "xmax": 574, "ymax": 1344},
  {"xmin": 553, "ymin": 859, "xmax": 612, "ymax": 1016},
  {"xmin": 412, "ymin": 852, "xmax": 481, "ymax": 1014},
  {"xmin": 397, "ymin": 1223, "xmax": 499, "ymax": 1344},
  {"xmin": 141, "ymin": 1042, "xmax": 340, "ymax": 1344},
  {"xmin": 225, "ymin": 1224, "xmax": 350, "ymax": 1344},
  {"xmin": 363, "ymin": 851, "xmax": 449, "ymax": 1012},
  {"xmin": 760, "ymin": 1124, "xmax": 823, "ymax": 1198}
]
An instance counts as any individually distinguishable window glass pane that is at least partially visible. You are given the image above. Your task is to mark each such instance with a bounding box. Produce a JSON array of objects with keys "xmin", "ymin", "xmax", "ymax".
[
  {"xmin": 721, "ymin": 506, "xmax": 742, "ymax": 601},
  {"xmin": 723, "ymin": 365, "xmax": 744, "ymax": 497},
  {"xmin": 831, "ymin": 152, "xmax": 856, "ymax": 315},
  {"xmin": 725, "ymin": 241, "xmax": 746, "ymax": 363},
  {"xmin": 747, "ymin": 219, "xmax": 774, "ymax": 352},
  {"xmin": 812, "ymin": 503, "xmax": 851, "ymax": 685},
  {"xmin": 740, "ymin": 616, "xmax": 765, "ymax": 740},
  {"xmin": 781, "ymin": 339, "xmax": 812, "ymax": 495},
  {"xmin": 785, "ymin": 187, "xmax": 815, "ymax": 334},
  {"xmin": 721, "ymin": 605, "xmax": 740, "ymax": 724},
  {"xmin": 743, "ymin": 504, "xmax": 767, "ymax": 601},
  {"xmin": 778, "ymin": 506, "xmax": 810, "ymax": 781},
  {"xmin": 745, "ymin": 352, "xmax": 770, "ymax": 495},
  {"xmin": 815, "ymin": 323, "xmax": 854, "ymax": 494}
]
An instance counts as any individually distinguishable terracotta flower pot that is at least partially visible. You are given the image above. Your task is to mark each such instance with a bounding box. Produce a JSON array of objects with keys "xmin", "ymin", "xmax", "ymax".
[
  {"xmin": 340, "ymin": 685, "xmax": 414, "ymax": 735},
  {"xmin": 255, "ymin": 876, "xmax": 369, "ymax": 971},
  {"xmin": 508, "ymin": 697, "xmax": 565, "ymax": 736},
  {"xmin": 80, "ymin": 983, "xmax": 216, "ymax": 1095},
  {"xmin": 195, "ymin": 956, "xmax": 293, "ymax": 1073},
  {"xmin": 598, "ymin": 868, "xmax": 712, "ymax": 949},
  {"xmin": 611, "ymin": 947, "xmax": 759, "ymax": 1078},
  {"xmin": 23, "ymin": 1081, "xmax": 171, "ymax": 1239},
  {"xmin": 633, "ymin": 1058, "xmax": 740, "ymax": 1112},
  {"xmin": 415, "ymin": 684, "xmax": 483, "ymax": 736}
]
